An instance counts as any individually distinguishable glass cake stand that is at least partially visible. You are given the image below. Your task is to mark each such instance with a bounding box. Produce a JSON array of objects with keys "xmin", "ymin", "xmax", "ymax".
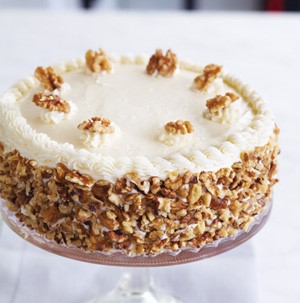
[{"xmin": 0, "ymin": 198, "xmax": 272, "ymax": 303}]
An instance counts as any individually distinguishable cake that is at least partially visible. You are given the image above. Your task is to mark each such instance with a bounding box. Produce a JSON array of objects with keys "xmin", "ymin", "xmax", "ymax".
[{"xmin": 0, "ymin": 48, "xmax": 279, "ymax": 255}]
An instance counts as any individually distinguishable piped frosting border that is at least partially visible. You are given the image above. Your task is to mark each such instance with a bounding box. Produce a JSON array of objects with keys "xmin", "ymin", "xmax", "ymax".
[{"xmin": 0, "ymin": 55, "xmax": 275, "ymax": 181}]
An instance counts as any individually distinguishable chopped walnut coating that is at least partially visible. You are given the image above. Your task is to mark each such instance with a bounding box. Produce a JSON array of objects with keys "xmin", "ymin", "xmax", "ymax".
[
  {"xmin": 126, "ymin": 172, "xmax": 150, "ymax": 194},
  {"xmin": 34, "ymin": 66, "xmax": 64, "ymax": 91},
  {"xmin": 146, "ymin": 49, "xmax": 177, "ymax": 77},
  {"xmin": 206, "ymin": 92, "xmax": 239, "ymax": 114},
  {"xmin": 187, "ymin": 184, "xmax": 202, "ymax": 204},
  {"xmin": 0, "ymin": 128, "xmax": 279, "ymax": 256},
  {"xmin": 165, "ymin": 120, "xmax": 194, "ymax": 135},
  {"xmin": 77, "ymin": 117, "xmax": 114, "ymax": 134},
  {"xmin": 33, "ymin": 92, "xmax": 70, "ymax": 113},
  {"xmin": 65, "ymin": 171, "xmax": 94, "ymax": 188},
  {"xmin": 85, "ymin": 48, "xmax": 112, "ymax": 73},
  {"xmin": 194, "ymin": 64, "xmax": 222, "ymax": 91}
]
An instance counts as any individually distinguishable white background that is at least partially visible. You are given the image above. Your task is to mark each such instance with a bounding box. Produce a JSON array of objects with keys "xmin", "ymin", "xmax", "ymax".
[{"xmin": 0, "ymin": 10, "xmax": 300, "ymax": 303}]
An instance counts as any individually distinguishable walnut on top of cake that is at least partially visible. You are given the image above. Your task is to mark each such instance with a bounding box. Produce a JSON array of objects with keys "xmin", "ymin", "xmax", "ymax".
[
  {"xmin": 194, "ymin": 64, "xmax": 222, "ymax": 91},
  {"xmin": 165, "ymin": 120, "xmax": 194, "ymax": 135},
  {"xmin": 34, "ymin": 66, "xmax": 64, "ymax": 91},
  {"xmin": 77, "ymin": 116, "xmax": 115, "ymax": 134},
  {"xmin": 146, "ymin": 49, "xmax": 177, "ymax": 77},
  {"xmin": 33, "ymin": 92, "xmax": 70, "ymax": 113},
  {"xmin": 85, "ymin": 48, "xmax": 112, "ymax": 73},
  {"xmin": 206, "ymin": 92, "xmax": 239, "ymax": 114}
]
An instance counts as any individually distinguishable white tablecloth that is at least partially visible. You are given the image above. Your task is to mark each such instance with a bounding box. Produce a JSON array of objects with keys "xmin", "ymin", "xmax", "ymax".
[{"xmin": 0, "ymin": 10, "xmax": 299, "ymax": 303}]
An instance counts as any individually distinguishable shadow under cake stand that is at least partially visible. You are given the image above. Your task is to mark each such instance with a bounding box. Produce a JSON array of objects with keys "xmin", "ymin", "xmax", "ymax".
[{"xmin": 0, "ymin": 198, "xmax": 272, "ymax": 303}]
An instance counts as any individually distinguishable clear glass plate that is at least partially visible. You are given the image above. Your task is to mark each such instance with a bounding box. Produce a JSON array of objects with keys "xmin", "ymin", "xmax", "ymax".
[{"xmin": 0, "ymin": 198, "xmax": 272, "ymax": 302}]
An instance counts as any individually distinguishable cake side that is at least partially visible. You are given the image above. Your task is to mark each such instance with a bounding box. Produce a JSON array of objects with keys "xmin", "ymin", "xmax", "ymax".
[{"xmin": 0, "ymin": 128, "xmax": 279, "ymax": 255}]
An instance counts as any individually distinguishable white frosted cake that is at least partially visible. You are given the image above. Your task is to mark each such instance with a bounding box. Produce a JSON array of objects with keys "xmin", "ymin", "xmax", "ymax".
[{"xmin": 0, "ymin": 48, "xmax": 279, "ymax": 255}]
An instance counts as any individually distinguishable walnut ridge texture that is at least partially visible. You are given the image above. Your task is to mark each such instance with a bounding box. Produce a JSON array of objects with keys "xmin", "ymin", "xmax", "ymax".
[
  {"xmin": 146, "ymin": 49, "xmax": 177, "ymax": 77},
  {"xmin": 33, "ymin": 92, "xmax": 70, "ymax": 113},
  {"xmin": 194, "ymin": 64, "xmax": 222, "ymax": 91},
  {"xmin": 77, "ymin": 117, "xmax": 114, "ymax": 134},
  {"xmin": 34, "ymin": 66, "xmax": 64, "ymax": 91}
]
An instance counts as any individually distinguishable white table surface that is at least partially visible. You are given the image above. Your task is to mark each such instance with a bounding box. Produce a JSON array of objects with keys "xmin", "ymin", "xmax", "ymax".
[{"xmin": 0, "ymin": 10, "xmax": 299, "ymax": 303}]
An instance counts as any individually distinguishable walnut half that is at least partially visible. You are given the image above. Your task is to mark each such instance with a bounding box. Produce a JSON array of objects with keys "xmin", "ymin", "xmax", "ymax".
[
  {"xmin": 206, "ymin": 92, "xmax": 239, "ymax": 114},
  {"xmin": 34, "ymin": 66, "xmax": 64, "ymax": 91},
  {"xmin": 77, "ymin": 117, "xmax": 114, "ymax": 134},
  {"xmin": 165, "ymin": 120, "xmax": 194, "ymax": 135},
  {"xmin": 194, "ymin": 64, "xmax": 222, "ymax": 91},
  {"xmin": 146, "ymin": 49, "xmax": 177, "ymax": 77},
  {"xmin": 33, "ymin": 92, "xmax": 70, "ymax": 113},
  {"xmin": 85, "ymin": 48, "xmax": 112, "ymax": 73}
]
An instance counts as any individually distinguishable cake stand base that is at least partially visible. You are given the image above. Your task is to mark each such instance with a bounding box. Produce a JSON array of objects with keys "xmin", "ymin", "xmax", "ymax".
[{"xmin": 86, "ymin": 268, "xmax": 183, "ymax": 303}]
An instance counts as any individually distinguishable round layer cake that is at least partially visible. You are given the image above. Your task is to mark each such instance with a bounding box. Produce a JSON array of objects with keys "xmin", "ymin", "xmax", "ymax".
[{"xmin": 0, "ymin": 48, "xmax": 279, "ymax": 255}]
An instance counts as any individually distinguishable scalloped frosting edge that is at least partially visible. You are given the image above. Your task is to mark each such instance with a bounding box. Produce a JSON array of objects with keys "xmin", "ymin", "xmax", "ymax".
[{"xmin": 0, "ymin": 55, "xmax": 275, "ymax": 181}]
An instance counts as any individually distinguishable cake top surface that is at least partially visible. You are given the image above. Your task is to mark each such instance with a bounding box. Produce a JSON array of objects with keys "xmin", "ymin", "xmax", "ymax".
[{"xmin": 0, "ymin": 49, "xmax": 275, "ymax": 181}]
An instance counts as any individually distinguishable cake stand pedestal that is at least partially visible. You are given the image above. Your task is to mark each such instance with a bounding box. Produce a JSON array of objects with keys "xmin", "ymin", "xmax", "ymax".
[
  {"xmin": 0, "ymin": 198, "xmax": 272, "ymax": 303},
  {"xmin": 88, "ymin": 267, "xmax": 182, "ymax": 303}
]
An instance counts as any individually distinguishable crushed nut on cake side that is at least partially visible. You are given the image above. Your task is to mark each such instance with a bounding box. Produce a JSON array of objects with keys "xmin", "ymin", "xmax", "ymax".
[
  {"xmin": 146, "ymin": 49, "xmax": 178, "ymax": 77},
  {"xmin": 194, "ymin": 64, "xmax": 222, "ymax": 91},
  {"xmin": 85, "ymin": 48, "xmax": 112, "ymax": 73},
  {"xmin": 34, "ymin": 66, "xmax": 64, "ymax": 91},
  {"xmin": 33, "ymin": 92, "xmax": 71, "ymax": 113},
  {"xmin": 0, "ymin": 128, "xmax": 279, "ymax": 256}
]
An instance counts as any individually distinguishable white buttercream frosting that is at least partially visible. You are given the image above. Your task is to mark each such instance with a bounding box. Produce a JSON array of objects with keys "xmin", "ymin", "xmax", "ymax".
[
  {"xmin": 40, "ymin": 100, "xmax": 77, "ymax": 124},
  {"xmin": 36, "ymin": 82, "xmax": 77, "ymax": 124},
  {"xmin": 203, "ymin": 97, "xmax": 249, "ymax": 125},
  {"xmin": 79, "ymin": 122, "xmax": 121, "ymax": 149},
  {"xmin": 159, "ymin": 129, "xmax": 193, "ymax": 146},
  {"xmin": 191, "ymin": 78, "xmax": 226, "ymax": 96},
  {"xmin": 0, "ymin": 55, "xmax": 275, "ymax": 181}
]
